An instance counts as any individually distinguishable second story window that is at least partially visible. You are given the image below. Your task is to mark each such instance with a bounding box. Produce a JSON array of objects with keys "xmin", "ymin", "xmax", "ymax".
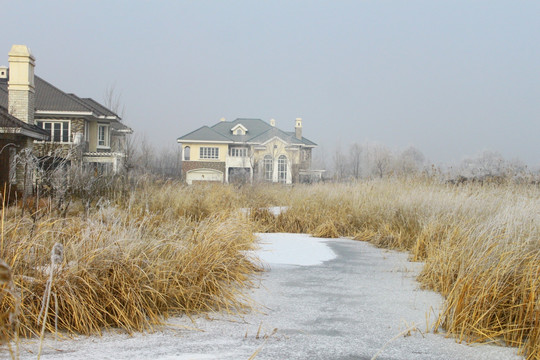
[
  {"xmin": 230, "ymin": 147, "xmax": 248, "ymax": 157},
  {"xmin": 200, "ymin": 147, "xmax": 219, "ymax": 159},
  {"xmin": 98, "ymin": 124, "xmax": 110, "ymax": 147},
  {"xmin": 37, "ymin": 121, "xmax": 70, "ymax": 142}
]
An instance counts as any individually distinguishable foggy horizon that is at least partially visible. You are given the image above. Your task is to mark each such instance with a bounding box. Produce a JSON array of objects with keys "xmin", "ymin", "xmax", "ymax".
[{"xmin": 2, "ymin": 1, "xmax": 539, "ymax": 168}]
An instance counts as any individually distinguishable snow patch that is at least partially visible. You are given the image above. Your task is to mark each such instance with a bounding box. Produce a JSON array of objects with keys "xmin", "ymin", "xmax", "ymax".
[{"xmin": 255, "ymin": 233, "xmax": 336, "ymax": 266}]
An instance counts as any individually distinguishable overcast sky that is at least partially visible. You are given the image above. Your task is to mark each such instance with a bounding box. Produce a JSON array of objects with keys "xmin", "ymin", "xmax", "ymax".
[{"xmin": 2, "ymin": 1, "xmax": 539, "ymax": 166}]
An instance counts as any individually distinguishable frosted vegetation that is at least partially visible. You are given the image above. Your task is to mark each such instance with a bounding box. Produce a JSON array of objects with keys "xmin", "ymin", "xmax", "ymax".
[
  {"xmin": 319, "ymin": 143, "xmax": 530, "ymax": 183},
  {"xmin": 1, "ymin": 175, "xmax": 540, "ymax": 358}
]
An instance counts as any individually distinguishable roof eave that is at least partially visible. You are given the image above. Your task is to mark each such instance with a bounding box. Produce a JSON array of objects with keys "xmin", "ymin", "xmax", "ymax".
[
  {"xmin": 177, "ymin": 139, "xmax": 232, "ymax": 144},
  {"xmin": 35, "ymin": 110, "xmax": 93, "ymax": 116},
  {"xmin": 0, "ymin": 127, "xmax": 49, "ymax": 140}
]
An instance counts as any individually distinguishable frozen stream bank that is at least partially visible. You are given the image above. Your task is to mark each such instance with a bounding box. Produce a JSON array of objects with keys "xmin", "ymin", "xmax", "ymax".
[{"xmin": 12, "ymin": 234, "xmax": 522, "ymax": 359}]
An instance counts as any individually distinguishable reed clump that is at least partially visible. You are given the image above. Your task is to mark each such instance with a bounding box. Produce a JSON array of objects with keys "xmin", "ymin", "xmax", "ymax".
[
  {"xmin": 0, "ymin": 182, "xmax": 260, "ymax": 341},
  {"xmin": 248, "ymin": 179, "xmax": 540, "ymax": 358}
]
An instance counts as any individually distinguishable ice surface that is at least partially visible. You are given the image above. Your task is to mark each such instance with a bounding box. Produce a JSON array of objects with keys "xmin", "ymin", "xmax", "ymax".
[
  {"xmin": 9, "ymin": 234, "xmax": 524, "ymax": 360},
  {"xmin": 256, "ymin": 233, "xmax": 336, "ymax": 266}
]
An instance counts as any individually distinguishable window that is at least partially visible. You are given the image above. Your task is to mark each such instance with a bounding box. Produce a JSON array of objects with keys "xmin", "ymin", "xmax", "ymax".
[
  {"xmin": 200, "ymin": 147, "xmax": 219, "ymax": 159},
  {"xmin": 84, "ymin": 121, "xmax": 89, "ymax": 142},
  {"xmin": 264, "ymin": 155, "xmax": 273, "ymax": 182},
  {"xmin": 98, "ymin": 124, "xmax": 110, "ymax": 147},
  {"xmin": 230, "ymin": 147, "xmax": 248, "ymax": 157},
  {"xmin": 184, "ymin": 146, "xmax": 191, "ymax": 161},
  {"xmin": 301, "ymin": 149, "xmax": 309, "ymax": 161},
  {"xmin": 37, "ymin": 121, "xmax": 70, "ymax": 142},
  {"xmin": 278, "ymin": 155, "xmax": 287, "ymax": 183},
  {"xmin": 9, "ymin": 147, "xmax": 16, "ymax": 184}
]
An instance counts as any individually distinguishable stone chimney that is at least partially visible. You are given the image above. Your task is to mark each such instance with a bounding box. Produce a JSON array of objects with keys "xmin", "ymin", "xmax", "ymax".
[
  {"xmin": 270, "ymin": 118, "xmax": 275, "ymax": 127},
  {"xmin": 8, "ymin": 45, "xmax": 35, "ymax": 125},
  {"xmin": 295, "ymin": 117, "xmax": 302, "ymax": 140}
]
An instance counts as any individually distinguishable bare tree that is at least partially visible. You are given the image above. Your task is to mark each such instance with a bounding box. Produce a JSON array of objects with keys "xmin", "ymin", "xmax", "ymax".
[
  {"xmin": 369, "ymin": 144, "xmax": 392, "ymax": 179},
  {"xmin": 396, "ymin": 146, "xmax": 425, "ymax": 176},
  {"xmin": 349, "ymin": 143, "xmax": 363, "ymax": 180},
  {"xmin": 104, "ymin": 83, "xmax": 125, "ymax": 118},
  {"xmin": 332, "ymin": 145, "xmax": 348, "ymax": 181}
]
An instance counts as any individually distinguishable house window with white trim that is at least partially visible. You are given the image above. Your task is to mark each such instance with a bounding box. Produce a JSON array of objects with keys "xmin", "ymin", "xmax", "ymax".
[
  {"xmin": 37, "ymin": 121, "xmax": 70, "ymax": 142},
  {"xmin": 98, "ymin": 124, "xmax": 110, "ymax": 147},
  {"xmin": 200, "ymin": 147, "xmax": 219, "ymax": 159},
  {"xmin": 278, "ymin": 155, "xmax": 287, "ymax": 183},
  {"xmin": 264, "ymin": 155, "xmax": 273, "ymax": 182},
  {"xmin": 230, "ymin": 147, "xmax": 248, "ymax": 157}
]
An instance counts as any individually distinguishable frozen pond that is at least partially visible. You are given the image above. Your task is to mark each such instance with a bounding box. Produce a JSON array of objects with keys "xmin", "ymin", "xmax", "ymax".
[{"xmin": 11, "ymin": 234, "xmax": 523, "ymax": 360}]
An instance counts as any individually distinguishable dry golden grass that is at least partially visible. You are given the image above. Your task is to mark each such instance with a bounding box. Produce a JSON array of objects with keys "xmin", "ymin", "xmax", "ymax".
[
  {"xmin": 3, "ymin": 178, "xmax": 540, "ymax": 358},
  {"xmin": 247, "ymin": 179, "xmax": 540, "ymax": 359},
  {"xmin": 0, "ymin": 182, "xmax": 260, "ymax": 344}
]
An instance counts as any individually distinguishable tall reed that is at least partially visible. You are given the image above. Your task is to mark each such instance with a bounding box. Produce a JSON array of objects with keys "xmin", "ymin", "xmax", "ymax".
[
  {"xmin": 0, "ymin": 182, "xmax": 260, "ymax": 341},
  {"xmin": 248, "ymin": 179, "xmax": 540, "ymax": 359}
]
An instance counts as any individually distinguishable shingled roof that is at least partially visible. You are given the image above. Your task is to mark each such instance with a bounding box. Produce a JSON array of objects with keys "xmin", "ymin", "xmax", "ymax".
[
  {"xmin": 0, "ymin": 76, "xmax": 123, "ymax": 120},
  {"xmin": 178, "ymin": 118, "xmax": 316, "ymax": 146}
]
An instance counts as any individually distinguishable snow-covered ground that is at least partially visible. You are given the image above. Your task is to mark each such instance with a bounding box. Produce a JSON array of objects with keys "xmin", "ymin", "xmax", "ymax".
[{"xmin": 7, "ymin": 234, "xmax": 523, "ymax": 360}]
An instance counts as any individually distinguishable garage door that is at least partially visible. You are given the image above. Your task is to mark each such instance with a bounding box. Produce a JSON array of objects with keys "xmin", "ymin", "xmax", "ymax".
[{"xmin": 186, "ymin": 169, "xmax": 223, "ymax": 185}]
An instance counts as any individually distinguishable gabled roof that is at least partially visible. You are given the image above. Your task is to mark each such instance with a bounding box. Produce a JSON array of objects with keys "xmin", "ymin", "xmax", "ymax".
[
  {"xmin": 0, "ymin": 74, "xmax": 132, "ymax": 134},
  {"xmin": 33, "ymin": 77, "xmax": 92, "ymax": 113},
  {"xmin": 0, "ymin": 76, "xmax": 122, "ymax": 120},
  {"xmin": 178, "ymin": 118, "xmax": 317, "ymax": 146},
  {"xmin": 0, "ymin": 105, "xmax": 49, "ymax": 140},
  {"xmin": 80, "ymin": 97, "xmax": 119, "ymax": 118},
  {"xmin": 178, "ymin": 125, "xmax": 232, "ymax": 142}
]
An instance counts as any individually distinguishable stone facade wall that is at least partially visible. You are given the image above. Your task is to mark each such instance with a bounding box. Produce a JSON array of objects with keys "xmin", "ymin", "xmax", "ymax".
[
  {"xmin": 8, "ymin": 89, "xmax": 35, "ymax": 125},
  {"xmin": 72, "ymin": 118, "xmax": 85, "ymax": 137},
  {"xmin": 182, "ymin": 161, "xmax": 226, "ymax": 180}
]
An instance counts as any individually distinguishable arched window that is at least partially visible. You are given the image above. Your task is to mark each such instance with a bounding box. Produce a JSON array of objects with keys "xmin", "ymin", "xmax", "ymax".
[
  {"xmin": 263, "ymin": 155, "xmax": 273, "ymax": 182},
  {"xmin": 184, "ymin": 146, "xmax": 191, "ymax": 161},
  {"xmin": 278, "ymin": 155, "xmax": 287, "ymax": 183}
]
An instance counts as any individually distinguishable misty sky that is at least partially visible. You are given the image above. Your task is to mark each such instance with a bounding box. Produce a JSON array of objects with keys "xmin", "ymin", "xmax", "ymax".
[{"xmin": 2, "ymin": 1, "xmax": 539, "ymax": 167}]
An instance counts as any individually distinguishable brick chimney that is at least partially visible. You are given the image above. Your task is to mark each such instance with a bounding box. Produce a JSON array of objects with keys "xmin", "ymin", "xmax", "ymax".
[
  {"xmin": 295, "ymin": 117, "xmax": 302, "ymax": 140},
  {"xmin": 8, "ymin": 45, "xmax": 35, "ymax": 125}
]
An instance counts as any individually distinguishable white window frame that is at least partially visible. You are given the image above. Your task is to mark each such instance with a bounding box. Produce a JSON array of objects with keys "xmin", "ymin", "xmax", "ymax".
[
  {"xmin": 84, "ymin": 121, "xmax": 89, "ymax": 142},
  {"xmin": 37, "ymin": 120, "xmax": 71, "ymax": 143},
  {"xmin": 278, "ymin": 155, "xmax": 287, "ymax": 183},
  {"xmin": 98, "ymin": 124, "xmax": 110, "ymax": 148},
  {"xmin": 200, "ymin": 147, "xmax": 219, "ymax": 159},
  {"xmin": 230, "ymin": 147, "xmax": 248, "ymax": 157},
  {"xmin": 264, "ymin": 155, "xmax": 273, "ymax": 182}
]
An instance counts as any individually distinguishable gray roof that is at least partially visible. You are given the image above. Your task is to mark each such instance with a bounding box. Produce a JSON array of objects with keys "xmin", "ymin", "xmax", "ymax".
[
  {"xmin": 0, "ymin": 105, "xmax": 49, "ymax": 140},
  {"xmin": 0, "ymin": 86, "xmax": 7, "ymax": 108},
  {"xmin": 33, "ymin": 77, "xmax": 92, "ymax": 113},
  {"xmin": 178, "ymin": 125, "xmax": 232, "ymax": 142},
  {"xmin": 178, "ymin": 118, "xmax": 317, "ymax": 146},
  {"xmin": 0, "ymin": 74, "xmax": 131, "ymax": 132},
  {"xmin": 0, "ymin": 76, "xmax": 122, "ymax": 120},
  {"xmin": 80, "ymin": 97, "xmax": 118, "ymax": 118}
]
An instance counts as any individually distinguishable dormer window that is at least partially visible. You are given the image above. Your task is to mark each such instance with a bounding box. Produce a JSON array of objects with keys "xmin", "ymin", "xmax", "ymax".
[{"xmin": 231, "ymin": 124, "xmax": 248, "ymax": 136}]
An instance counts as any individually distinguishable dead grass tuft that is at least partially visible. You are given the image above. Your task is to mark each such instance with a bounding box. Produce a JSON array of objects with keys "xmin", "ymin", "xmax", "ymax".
[
  {"xmin": 0, "ymin": 182, "xmax": 260, "ymax": 343},
  {"xmin": 246, "ymin": 179, "xmax": 540, "ymax": 358}
]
